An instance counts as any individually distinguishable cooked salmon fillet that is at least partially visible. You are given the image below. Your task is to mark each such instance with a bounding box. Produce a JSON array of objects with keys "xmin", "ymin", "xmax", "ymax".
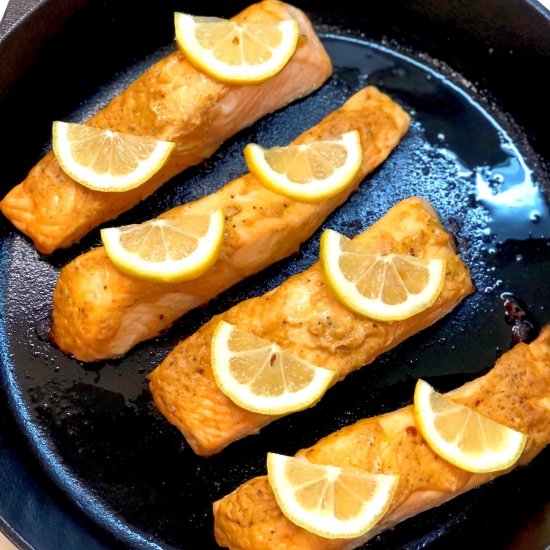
[
  {"xmin": 0, "ymin": 1, "xmax": 332, "ymax": 254},
  {"xmin": 213, "ymin": 327, "xmax": 550, "ymax": 550},
  {"xmin": 52, "ymin": 86, "xmax": 410, "ymax": 362},
  {"xmin": 149, "ymin": 197, "xmax": 473, "ymax": 456}
]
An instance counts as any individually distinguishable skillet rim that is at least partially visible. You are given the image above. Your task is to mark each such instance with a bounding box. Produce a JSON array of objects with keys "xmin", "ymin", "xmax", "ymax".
[{"xmin": 1, "ymin": 1, "xmax": 550, "ymax": 548}]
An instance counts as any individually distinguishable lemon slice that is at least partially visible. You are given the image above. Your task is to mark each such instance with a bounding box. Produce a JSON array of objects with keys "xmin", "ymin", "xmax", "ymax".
[
  {"xmin": 52, "ymin": 121, "xmax": 175, "ymax": 192},
  {"xmin": 267, "ymin": 453, "xmax": 399, "ymax": 539},
  {"xmin": 320, "ymin": 229, "xmax": 446, "ymax": 321},
  {"xmin": 244, "ymin": 131, "xmax": 362, "ymax": 202},
  {"xmin": 211, "ymin": 321, "xmax": 335, "ymax": 415},
  {"xmin": 414, "ymin": 379, "xmax": 527, "ymax": 473},
  {"xmin": 174, "ymin": 13, "xmax": 299, "ymax": 84},
  {"xmin": 100, "ymin": 210, "xmax": 224, "ymax": 283}
]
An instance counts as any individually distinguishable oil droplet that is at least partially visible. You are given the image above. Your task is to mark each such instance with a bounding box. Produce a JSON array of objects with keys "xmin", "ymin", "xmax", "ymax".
[
  {"xmin": 515, "ymin": 254, "xmax": 524, "ymax": 262},
  {"xmin": 530, "ymin": 211, "xmax": 541, "ymax": 224}
]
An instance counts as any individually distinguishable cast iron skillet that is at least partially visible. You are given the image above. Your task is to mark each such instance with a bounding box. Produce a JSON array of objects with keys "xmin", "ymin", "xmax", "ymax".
[{"xmin": 1, "ymin": 1, "xmax": 550, "ymax": 549}]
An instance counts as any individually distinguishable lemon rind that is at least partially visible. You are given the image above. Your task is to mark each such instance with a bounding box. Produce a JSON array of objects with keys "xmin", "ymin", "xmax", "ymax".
[
  {"xmin": 101, "ymin": 210, "xmax": 225, "ymax": 283},
  {"xmin": 53, "ymin": 121, "xmax": 175, "ymax": 192},
  {"xmin": 267, "ymin": 452, "xmax": 399, "ymax": 539},
  {"xmin": 414, "ymin": 379, "xmax": 527, "ymax": 473},
  {"xmin": 320, "ymin": 229, "xmax": 447, "ymax": 321},
  {"xmin": 211, "ymin": 321, "xmax": 336, "ymax": 415},
  {"xmin": 174, "ymin": 13, "xmax": 299, "ymax": 84},
  {"xmin": 245, "ymin": 131, "xmax": 363, "ymax": 202}
]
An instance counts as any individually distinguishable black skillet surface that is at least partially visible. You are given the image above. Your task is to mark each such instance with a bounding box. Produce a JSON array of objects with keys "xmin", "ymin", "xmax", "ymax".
[{"xmin": 1, "ymin": 1, "xmax": 550, "ymax": 549}]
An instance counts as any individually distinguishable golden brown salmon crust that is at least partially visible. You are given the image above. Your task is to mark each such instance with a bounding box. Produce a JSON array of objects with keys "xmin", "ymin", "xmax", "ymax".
[
  {"xmin": 149, "ymin": 197, "xmax": 474, "ymax": 456},
  {"xmin": 213, "ymin": 327, "xmax": 550, "ymax": 550},
  {"xmin": 0, "ymin": 1, "xmax": 332, "ymax": 254},
  {"xmin": 52, "ymin": 86, "xmax": 410, "ymax": 362}
]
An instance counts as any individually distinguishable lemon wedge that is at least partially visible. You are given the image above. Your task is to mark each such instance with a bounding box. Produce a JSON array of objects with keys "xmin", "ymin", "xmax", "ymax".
[
  {"xmin": 320, "ymin": 229, "xmax": 446, "ymax": 321},
  {"xmin": 174, "ymin": 13, "xmax": 299, "ymax": 84},
  {"xmin": 52, "ymin": 121, "xmax": 174, "ymax": 192},
  {"xmin": 244, "ymin": 131, "xmax": 362, "ymax": 202},
  {"xmin": 101, "ymin": 210, "xmax": 225, "ymax": 283},
  {"xmin": 414, "ymin": 379, "xmax": 527, "ymax": 473},
  {"xmin": 267, "ymin": 453, "xmax": 399, "ymax": 538},
  {"xmin": 211, "ymin": 321, "xmax": 335, "ymax": 415}
]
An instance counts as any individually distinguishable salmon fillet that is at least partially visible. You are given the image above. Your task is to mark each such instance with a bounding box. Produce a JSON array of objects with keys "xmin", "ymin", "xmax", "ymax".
[
  {"xmin": 213, "ymin": 327, "xmax": 550, "ymax": 550},
  {"xmin": 149, "ymin": 197, "xmax": 473, "ymax": 456},
  {"xmin": 0, "ymin": 1, "xmax": 332, "ymax": 254},
  {"xmin": 52, "ymin": 86, "xmax": 410, "ymax": 362}
]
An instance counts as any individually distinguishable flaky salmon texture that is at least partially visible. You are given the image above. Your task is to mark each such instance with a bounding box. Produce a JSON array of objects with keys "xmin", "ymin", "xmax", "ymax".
[
  {"xmin": 0, "ymin": 1, "xmax": 332, "ymax": 254},
  {"xmin": 149, "ymin": 197, "xmax": 474, "ymax": 456},
  {"xmin": 214, "ymin": 327, "xmax": 550, "ymax": 550},
  {"xmin": 52, "ymin": 86, "xmax": 410, "ymax": 362}
]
